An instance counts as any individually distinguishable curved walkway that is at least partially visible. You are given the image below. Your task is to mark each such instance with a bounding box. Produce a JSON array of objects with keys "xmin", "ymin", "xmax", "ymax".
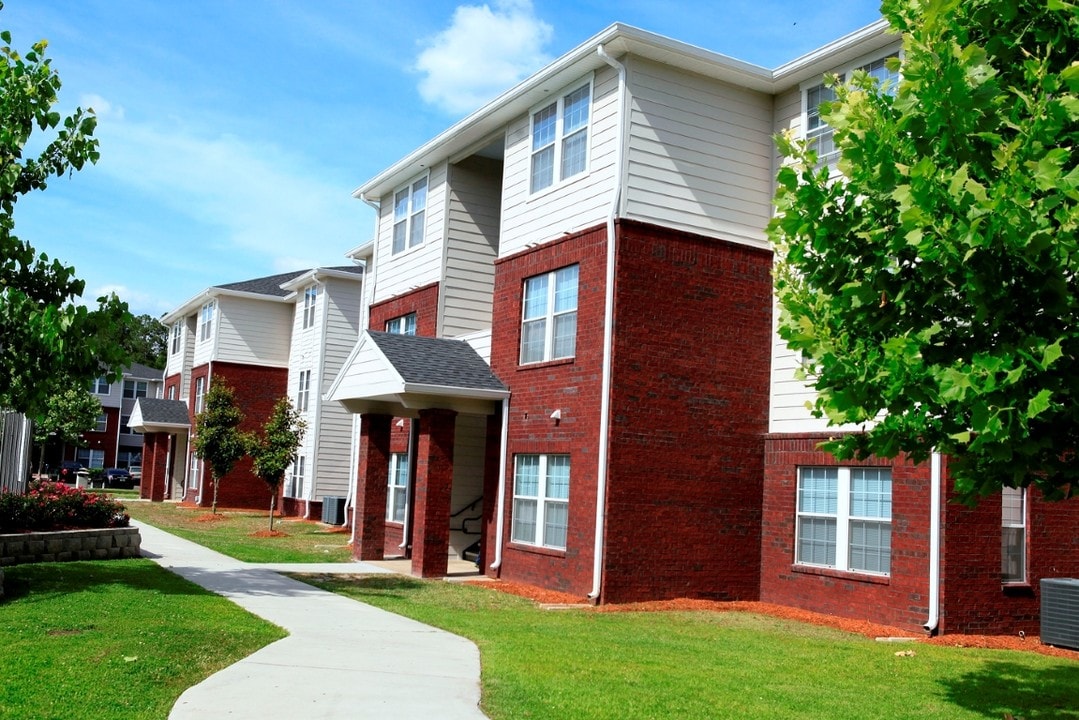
[{"xmin": 135, "ymin": 521, "xmax": 487, "ymax": 719}]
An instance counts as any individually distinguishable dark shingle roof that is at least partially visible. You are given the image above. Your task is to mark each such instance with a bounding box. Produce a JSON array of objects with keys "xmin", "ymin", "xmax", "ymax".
[
  {"xmin": 125, "ymin": 362, "xmax": 163, "ymax": 380},
  {"xmin": 368, "ymin": 331, "xmax": 507, "ymax": 393},
  {"xmin": 215, "ymin": 270, "xmax": 309, "ymax": 297},
  {"xmin": 326, "ymin": 265, "xmax": 364, "ymax": 276},
  {"xmin": 135, "ymin": 398, "xmax": 190, "ymax": 426}
]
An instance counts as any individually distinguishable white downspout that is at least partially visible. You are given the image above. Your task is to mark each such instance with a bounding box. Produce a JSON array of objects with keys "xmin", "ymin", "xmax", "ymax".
[
  {"xmin": 490, "ymin": 397, "xmax": 511, "ymax": 570},
  {"xmin": 924, "ymin": 451, "xmax": 942, "ymax": 634},
  {"xmin": 399, "ymin": 419, "xmax": 415, "ymax": 550},
  {"xmin": 589, "ymin": 44, "xmax": 626, "ymax": 601}
]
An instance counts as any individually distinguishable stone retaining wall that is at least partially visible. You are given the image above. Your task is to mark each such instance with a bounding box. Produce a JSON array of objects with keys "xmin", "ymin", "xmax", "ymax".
[{"xmin": 0, "ymin": 527, "xmax": 142, "ymax": 566}]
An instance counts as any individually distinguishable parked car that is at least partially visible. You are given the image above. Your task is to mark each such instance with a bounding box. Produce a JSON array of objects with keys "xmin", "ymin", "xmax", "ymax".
[
  {"xmin": 104, "ymin": 468, "xmax": 134, "ymax": 489},
  {"xmin": 128, "ymin": 465, "xmax": 142, "ymax": 483},
  {"xmin": 58, "ymin": 461, "xmax": 84, "ymax": 483}
]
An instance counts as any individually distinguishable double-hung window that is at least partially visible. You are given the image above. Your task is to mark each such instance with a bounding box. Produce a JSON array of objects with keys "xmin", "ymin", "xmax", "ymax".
[
  {"xmin": 302, "ymin": 286, "xmax": 318, "ymax": 329},
  {"xmin": 1001, "ymin": 487, "xmax": 1026, "ymax": 583},
  {"xmin": 391, "ymin": 176, "xmax": 428, "ymax": 254},
  {"xmin": 385, "ymin": 313, "xmax": 417, "ymax": 335},
  {"xmin": 286, "ymin": 456, "xmax": 306, "ymax": 498},
  {"xmin": 194, "ymin": 377, "xmax": 206, "ymax": 413},
  {"xmin": 77, "ymin": 448, "xmax": 105, "ymax": 469},
  {"xmin": 171, "ymin": 323, "xmax": 182, "ymax": 354},
  {"xmin": 530, "ymin": 82, "xmax": 591, "ymax": 193},
  {"xmin": 92, "ymin": 377, "xmax": 110, "ymax": 395},
  {"xmin": 511, "ymin": 454, "xmax": 570, "ymax": 549},
  {"xmin": 94, "ymin": 414, "xmax": 108, "ymax": 433},
  {"xmin": 296, "ymin": 370, "xmax": 311, "ymax": 413},
  {"xmin": 387, "ymin": 453, "xmax": 409, "ymax": 523},
  {"xmin": 200, "ymin": 301, "xmax": 215, "ymax": 342},
  {"xmin": 123, "ymin": 380, "xmax": 148, "ymax": 399},
  {"xmin": 520, "ymin": 265, "xmax": 578, "ymax": 364},
  {"xmin": 797, "ymin": 466, "xmax": 892, "ymax": 575}
]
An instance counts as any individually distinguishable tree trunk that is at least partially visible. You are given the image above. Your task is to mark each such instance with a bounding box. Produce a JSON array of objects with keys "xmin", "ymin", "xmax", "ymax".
[
  {"xmin": 268, "ymin": 493, "xmax": 276, "ymax": 532},
  {"xmin": 36, "ymin": 442, "xmax": 46, "ymax": 479},
  {"xmin": 211, "ymin": 473, "xmax": 220, "ymax": 514}
]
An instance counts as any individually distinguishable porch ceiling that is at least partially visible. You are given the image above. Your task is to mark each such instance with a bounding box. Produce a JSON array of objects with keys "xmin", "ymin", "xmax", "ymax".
[{"xmin": 328, "ymin": 331, "xmax": 509, "ymax": 417}]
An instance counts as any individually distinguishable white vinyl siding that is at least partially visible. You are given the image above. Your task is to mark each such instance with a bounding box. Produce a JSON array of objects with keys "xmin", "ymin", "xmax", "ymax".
[
  {"xmin": 623, "ymin": 57, "xmax": 774, "ymax": 250},
  {"xmin": 796, "ymin": 467, "xmax": 892, "ymax": 575},
  {"xmin": 212, "ymin": 296, "xmax": 294, "ymax": 367},
  {"xmin": 500, "ymin": 67, "xmax": 617, "ymax": 257},
  {"xmin": 373, "ymin": 164, "xmax": 447, "ymax": 304},
  {"xmin": 449, "ymin": 413, "xmax": 487, "ymax": 556},
  {"xmin": 511, "ymin": 454, "xmax": 570, "ymax": 550},
  {"xmin": 440, "ymin": 157, "xmax": 501, "ymax": 338},
  {"xmin": 1002, "ymin": 487, "xmax": 1026, "ymax": 583}
]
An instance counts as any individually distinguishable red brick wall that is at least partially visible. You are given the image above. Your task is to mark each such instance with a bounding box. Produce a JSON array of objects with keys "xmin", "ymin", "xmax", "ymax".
[
  {"xmin": 602, "ymin": 220, "xmax": 773, "ymax": 603},
  {"xmin": 163, "ymin": 373, "xmax": 182, "ymax": 402},
  {"xmin": 941, "ymin": 481, "xmax": 1079, "ymax": 635},
  {"xmin": 369, "ymin": 282, "xmax": 439, "ymax": 335},
  {"xmin": 488, "ymin": 226, "xmax": 608, "ymax": 596},
  {"xmin": 760, "ymin": 434, "xmax": 934, "ymax": 633},
  {"xmin": 187, "ymin": 362, "xmax": 288, "ymax": 510}
]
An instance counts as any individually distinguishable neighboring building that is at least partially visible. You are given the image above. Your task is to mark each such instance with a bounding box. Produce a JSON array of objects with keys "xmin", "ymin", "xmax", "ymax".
[
  {"xmin": 144, "ymin": 267, "xmax": 363, "ymax": 513},
  {"xmin": 328, "ymin": 20, "xmax": 1079, "ymax": 636},
  {"xmin": 64, "ymin": 363, "xmax": 163, "ymax": 471}
]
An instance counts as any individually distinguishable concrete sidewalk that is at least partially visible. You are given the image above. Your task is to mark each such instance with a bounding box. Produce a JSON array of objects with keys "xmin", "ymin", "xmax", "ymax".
[{"xmin": 135, "ymin": 521, "xmax": 487, "ymax": 719}]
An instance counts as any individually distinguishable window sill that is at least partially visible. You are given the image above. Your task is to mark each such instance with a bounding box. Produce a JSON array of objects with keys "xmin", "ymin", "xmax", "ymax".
[
  {"xmin": 517, "ymin": 357, "xmax": 575, "ymax": 372},
  {"xmin": 508, "ymin": 542, "xmax": 566, "ymax": 558},
  {"xmin": 1002, "ymin": 582, "xmax": 1034, "ymax": 596},
  {"xmin": 791, "ymin": 564, "xmax": 890, "ymax": 585}
]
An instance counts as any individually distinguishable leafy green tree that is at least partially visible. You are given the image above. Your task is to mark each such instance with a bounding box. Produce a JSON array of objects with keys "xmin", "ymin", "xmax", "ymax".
[
  {"xmin": 192, "ymin": 380, "xmax": 245, "ymax": 514},
  {"xmin": 0, "ymin": 8, "xmax": 137, "ymax": 417},
  {"xmin": 770, "ymin": 0, "xmax": 1079, "ymax": 502},
  {"xmin": 126, "ymin": 314, "xmax": 168, "ymax": 369},
  {"xmin": 245, "ymin": 398, "xmax": 305, "ymax": 531},
  {"xmin": 31, "ymin": 387, "xmax": 101, "ymax": 476}
]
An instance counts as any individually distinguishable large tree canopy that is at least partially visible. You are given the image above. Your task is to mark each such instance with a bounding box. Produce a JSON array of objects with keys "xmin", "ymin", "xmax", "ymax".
[
  {"xmin": 770, "ymin": 0, "xmax": 1079, "ymax": 502},
  {"xmin": 1, "ymin": 10, "xmax": 136, "ymax": 417}
]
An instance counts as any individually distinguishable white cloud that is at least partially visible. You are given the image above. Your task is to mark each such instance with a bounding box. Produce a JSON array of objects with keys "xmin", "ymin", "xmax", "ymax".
[
  {"xmin": 415, "ymin": 0, "xmax": 553, "ymax": 115},
  {"xmin": 80, "ymin": 93, "xmax": 124, "ymax": 121}
]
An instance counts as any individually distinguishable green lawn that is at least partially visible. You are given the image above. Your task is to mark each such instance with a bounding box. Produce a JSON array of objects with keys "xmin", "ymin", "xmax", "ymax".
[
  {"xmin": 304, "ymin": 574, "xmax": 1079, "ymax": 720},
  {"xmin": 124, "ymin": 500, "xmax": 352, "ymax": 563},
  {"xmin": 0, "ymin": 559, "xmax": 286, "ymax": 720}
]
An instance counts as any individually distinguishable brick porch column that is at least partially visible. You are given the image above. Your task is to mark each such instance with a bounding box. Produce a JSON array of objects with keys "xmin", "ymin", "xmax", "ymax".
[
  {"xmin": 412, "ymin": 408, "xmax": 457, "ymax": 578},
  {"xmin": 148, "ymin": 433, "xmax": 170, "ymax": 502},
  {"xmin": 354, "ymin": 414, "xmax": 392, "ymax": 561}
]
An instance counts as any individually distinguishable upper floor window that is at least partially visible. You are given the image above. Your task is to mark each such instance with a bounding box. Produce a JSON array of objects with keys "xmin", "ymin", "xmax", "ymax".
[
  {"xmin": 521, "ymin": 265, "xmax": 578, "ymax": 364},
  {"xmin": 796, "ymin": 466, "xmax": 892, "ymax": 575},
  {"xmin": 171, "ymin": 323, "xmax": 182, "ymax": 354},
  {"xmin": 121, "ymin": 415, "xmax": 133, "ymax": 435},
  {"xmin": 123, "ymin": 380, "xmax": 148, "ymax": 399},
  {"xmin": 194, "ymin": 377, "xmax": 206, "ymax": 413},
  {"xmin": 385, "ymin": 313, "xmax": 417, "ymax": 336},
  {"xmin": 511, "ymin": 454, "xmax": 570, "ymax": 549},
  {"xmin": 530, "ymin": 82, "xmax": 591, "ymax": 193},
  {"xmin": 199, "ymin": 301, "xmax": 215, "ymax": 342},
  {"xmin": 392, "ymin": 176, "xmax": 428, "ymax": 254},
  {"xmin": 167, "ymin": 385, "xmax": 177, "ymax": 401},
  {"xmin": 1001, "ymin": 487, "xmax": 1026, "ymax": 583},
  {"xmin": 92, "ymin": 376, "xmax": 110, "ymax": 395},
  {"xmin": 94, "ymin": 413, "xmax": 108, "ymax": 433},
  {"xmin": 296, "ymin": 370, "xmax": 311, "ymax": 413},
  {"xmin": 302, "ymin": 286, "xmax": 318, "ymax": 329}
]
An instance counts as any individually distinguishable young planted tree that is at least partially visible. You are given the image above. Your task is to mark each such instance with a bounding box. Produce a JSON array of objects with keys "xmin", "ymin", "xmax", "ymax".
[
  {"xmin": 770, "ymin": 0, "xmax": 1079, "ymax": 502},
  {"xmin": 30, "ymin": 387, "xmax": 101, "ymax": 476},
  {"xmin": 192, "ymin": 380, "xmax": 245, "ymax": 514},
  {"xmin": 245, "ymin": 398, "xmax": 305, "ymax": 531},
  {"xmin": 0, "ymin": 9, "xmax": 137, "ymax": 418}
]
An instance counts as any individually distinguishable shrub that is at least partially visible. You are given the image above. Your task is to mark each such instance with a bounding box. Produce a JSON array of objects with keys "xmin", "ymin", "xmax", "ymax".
[{"xmin": 0, "ymin": 481, "xmax": 129, "ymax": 533}]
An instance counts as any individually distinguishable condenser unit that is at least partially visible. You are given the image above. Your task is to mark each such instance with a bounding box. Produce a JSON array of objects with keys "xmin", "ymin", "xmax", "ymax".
[
  {"xmin": 321, "ymin": 496, "xmax": 345, "ymax": 525},
  {"xmin": 1040, "ymin": 578, "xmax": 1079, "ymax": 650}
]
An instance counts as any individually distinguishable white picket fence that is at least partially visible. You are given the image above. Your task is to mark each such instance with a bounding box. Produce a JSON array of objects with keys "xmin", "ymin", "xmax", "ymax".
[{"xmin": 0, "ymin": 411, "xmax": 32, "ymax": 495}]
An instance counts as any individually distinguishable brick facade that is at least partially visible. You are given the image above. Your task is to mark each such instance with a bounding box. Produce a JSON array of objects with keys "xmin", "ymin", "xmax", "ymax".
[{"xmin": 369, "ymin": 282, "xmax": 439, "ymax": 335}]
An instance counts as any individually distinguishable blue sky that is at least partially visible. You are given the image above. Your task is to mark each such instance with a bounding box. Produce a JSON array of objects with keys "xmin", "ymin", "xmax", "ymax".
[{"xmin": 4, "ymin": 0, "xmax": 882, "ymax": 318}]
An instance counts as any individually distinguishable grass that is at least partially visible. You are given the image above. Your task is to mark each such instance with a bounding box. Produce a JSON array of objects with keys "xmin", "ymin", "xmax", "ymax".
[
  {"xmin": 124, "ymin": 500, "xmax": 352, "ymax": 563},
  {"xmin": 304, "ymin": 574, "xmax": 1079, "ymax": 720},
  {"xmin": 0, "ymin": 559, "xmax": 286, "ymax": 720}
]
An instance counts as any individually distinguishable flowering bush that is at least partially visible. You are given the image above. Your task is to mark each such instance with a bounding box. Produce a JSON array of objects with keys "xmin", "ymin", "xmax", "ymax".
[{"xmin": 0, "ymin": 480, "xmax": 129, "ymax": 533}]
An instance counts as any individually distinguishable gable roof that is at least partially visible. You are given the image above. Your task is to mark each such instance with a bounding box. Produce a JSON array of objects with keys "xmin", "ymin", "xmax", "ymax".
[
  {"xmin": 124, "ymin": 362, "xmax": 164, "ymax": 381},
  {"xmin": 327, "ymin": 330, "xmax": 508, "ymax": 417},
  {"xmin": 129, "ymin": 398, "xmax": 190, "ymax": 433},
  {"xmin": 162, "ymin": 269, "xmax": 312, "ymax": 323},
  {"xmin": 214, "ymin": 270, "xmax": 310, "ymax": 297}
]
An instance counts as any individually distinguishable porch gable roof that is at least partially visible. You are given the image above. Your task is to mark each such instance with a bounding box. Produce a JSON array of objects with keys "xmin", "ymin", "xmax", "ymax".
[{"xmin": 130, "ymin": 398, "xmax": 191, "ymax": 434}]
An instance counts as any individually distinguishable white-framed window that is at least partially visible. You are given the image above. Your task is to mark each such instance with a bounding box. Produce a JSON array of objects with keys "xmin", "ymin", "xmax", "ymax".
[
  {"xmin": 296, "ymin": 370, "xmax": 311, "ymax": 413},
  {"xmin": 302, "ymin": 285, "xmax": 318, "ymax": 330},
  {"xmin": 521, "ymin": 265, "xmax": 579, "ymax": 364},
  {"xmin": 92, "ymin": 376, "xmax": 110, "ymax": 395},
  {"xmin": 123, "ymin": 380, "xmax": 148, "ymax": 399},
  {"xmin": 171, "ymin": 323, "xmax": 182, "ymax": 354},
  {"xmin": 199, "ymin": 301, "xmax": 215, "ymax": 342},
  {"xmin": 121, "ymin": 415, "xmax": 132, "ymax": 435},
  {"xmin": 796, "ymin": 466, "xmax": 892, "ymax": 575},
  {"xmin": 387, "ymin": 453, "xmax": 409, "ymax": 523},
  {"xmin": 285, "ymin": 456, "xmax": 306, "ymax": 498},
  {"xmin": 803, "ymin": 53, "xmax": 899, "ymax": 169},
  {"xmin": 76, "ymin": 448, "xmax": 105, "ymax": 469},
  {"xmin": 189, "ymin": 453, "xmax": 200, "ymax": 489},
  {"xmin": 391, "ymin": 175, "xmax": 428, "ymax": 255},
  {"xmin": 385, "ymin": 313, "xmax": 417, "ymax": 336},
  {"xmin": 530, "ymin": 81, "xmax": 591, "ymax": 193},
  {"xmin": 1002, "ymin": 486, "xmax": 1026, "ymax": 583},
  {"xmin": 194, "ymin": 377, "xmax": 206, "ymax": 413},
  {"xmin": 168, "ymin": 385, "xmax": 177, "ymax": 401},
  {"xmin": 511, "ymin": 454, "xmax": 570, "ymax": 549},
  {"xmin": 94, "ymin": 414, "xmax": 108, "ymax": 433}
]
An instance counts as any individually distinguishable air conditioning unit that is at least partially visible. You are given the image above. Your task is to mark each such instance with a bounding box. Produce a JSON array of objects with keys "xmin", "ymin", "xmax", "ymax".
[
  {"xmin": 321, "ymin": 496, "xmax": 345, "ymax": 525},
  {"xmin": 1040, "ymin": 578, "xmax": 1079, "ymax": 650}
]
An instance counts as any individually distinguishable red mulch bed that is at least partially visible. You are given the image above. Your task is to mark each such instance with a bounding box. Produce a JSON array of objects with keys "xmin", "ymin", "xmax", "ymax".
[
  {"xmin": 473, "ymin": 580, "xmax": 1079, "ymax": 660},
  {"xmin": 192, "ymin": 513, "xmax": 229, "ymax": 523},
  {"xmin": 251, "ymin": 530, "xmax": 288, "ymax": 538}
]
